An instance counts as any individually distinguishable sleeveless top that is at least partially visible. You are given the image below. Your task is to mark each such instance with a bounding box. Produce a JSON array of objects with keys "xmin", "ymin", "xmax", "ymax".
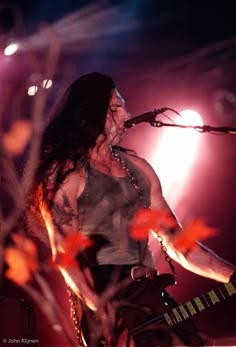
[{"xmin": 77, "ymin": 150, "xmax": 155, "ymax": 268}]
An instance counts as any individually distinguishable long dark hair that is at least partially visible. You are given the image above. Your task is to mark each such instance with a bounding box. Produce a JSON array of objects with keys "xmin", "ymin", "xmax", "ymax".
[{"xmin": 27, "ymin": 72, "xmax": 115, "ymax": 235}]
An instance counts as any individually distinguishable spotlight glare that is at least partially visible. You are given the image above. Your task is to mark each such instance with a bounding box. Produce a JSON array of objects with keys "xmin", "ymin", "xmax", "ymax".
[
  {"xmin": 4, "ymin": 43, "xmax": 19, "ymax": 56},
  {"xmin": 42, "ymin": 79, "xmax": 53, "ymax": 89},
  {"xmin": 149, "ymin": 109, "xmax": 203, "ymax": 207},
  {"xmin": 179, "ymin": 109, "xmax": 203, "ymax": 126},
  {"xmin": 28, "ymin": 85, "xmax": 38, "ymax": 96}
]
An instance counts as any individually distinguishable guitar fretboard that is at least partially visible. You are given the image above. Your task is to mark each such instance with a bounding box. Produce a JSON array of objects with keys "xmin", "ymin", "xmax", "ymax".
[
  {"xmin": 131, "ymin": 278, "xmax": 236, "ymax": 337},
  {"xmin": 163, "ymin": 279, "xmax": 236, "ymax": 327}
]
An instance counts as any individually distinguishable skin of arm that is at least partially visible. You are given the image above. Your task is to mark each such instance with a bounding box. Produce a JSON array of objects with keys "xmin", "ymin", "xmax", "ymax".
[
  {"xmin": 127, "ymin": 153, "xmax": 235, "ymax": 283},
  {"xmin": 43, "ymin": 167, "xmax": 99, "ymax": 310}
]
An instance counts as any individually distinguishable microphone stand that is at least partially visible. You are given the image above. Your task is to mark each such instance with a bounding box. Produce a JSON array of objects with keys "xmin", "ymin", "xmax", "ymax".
[{"xmin": 149, "ymin": 120, "xmax": 236, "ymax": 135}]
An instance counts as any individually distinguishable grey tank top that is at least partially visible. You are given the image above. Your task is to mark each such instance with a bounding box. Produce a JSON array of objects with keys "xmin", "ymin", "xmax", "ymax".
[{"xmin": 77, "ymin": 150, "xmax": 155, "ymax": 268}]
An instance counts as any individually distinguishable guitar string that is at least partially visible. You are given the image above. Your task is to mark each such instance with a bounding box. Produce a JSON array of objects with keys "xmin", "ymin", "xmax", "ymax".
[
  {"xmin": 131, "ymin": 290, "xmax": 233, "ymax": 336},
  {"xmin": 67, "ymin": 146, "xmax": 177, "ymax": 346},
  {"xmin": 111, "ymin": 147, "xmax": 236, "ymax": 337},
  {"xmin": 130, "ymin": 278, "xmax": 236, "ymax": 336},
  {"xmin": 111, "ymin": 148, "xmax": 235, "ymax": 335}
]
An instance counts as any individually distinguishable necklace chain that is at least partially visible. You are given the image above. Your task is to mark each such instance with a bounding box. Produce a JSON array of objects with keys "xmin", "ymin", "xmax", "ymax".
[
  {"xmin": 67, "ymin": 285, "xmax": 85, "ymax": 347},
  {"xmin": 110, "ymin": 147, "xmax": 148, "ymax": 208},
  {"xmin": 110, "ymin": 146, "xmax": 176, "ymax": 277},
  {"xmin": 68, "ymin": 146, "xmax": 177, "ymax": 346}
]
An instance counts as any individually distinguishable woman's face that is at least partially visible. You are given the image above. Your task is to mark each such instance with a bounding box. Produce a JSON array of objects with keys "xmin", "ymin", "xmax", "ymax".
[{"xmin": 104, "ymin": 89, "xmax": 130, "ymax": 145}]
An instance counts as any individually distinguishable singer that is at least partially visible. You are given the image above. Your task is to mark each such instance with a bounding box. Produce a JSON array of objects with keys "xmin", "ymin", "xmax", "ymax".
[{"xmin": 28, "ymin": 72, "xmax": 235, "ymax": 346}]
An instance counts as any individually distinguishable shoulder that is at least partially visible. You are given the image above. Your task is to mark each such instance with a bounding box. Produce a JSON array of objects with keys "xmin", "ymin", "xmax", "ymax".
[
  {"xmin": 123, "ymin": 152, "xmax": 162, "ymax": 192},
  {"xmin": 49, "ymin": 160, "xmax": 86, "ymax": 202},
  {"xmin": 124, "ymin": 152, "xmax": 159, "ymax": 179}
]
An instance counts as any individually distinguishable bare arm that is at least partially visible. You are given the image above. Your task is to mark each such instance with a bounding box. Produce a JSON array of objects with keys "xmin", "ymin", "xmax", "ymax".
[
  {"xmin": 41, "ymin": 170, "xmax": 99, "ymax": 310},
  {"xmin": 51, "ymin": 191, "xmax": 79, "ymax": 235},
  {"xmin": 128, "ymin": 154, "xmax": 235, "ymax": 283}
]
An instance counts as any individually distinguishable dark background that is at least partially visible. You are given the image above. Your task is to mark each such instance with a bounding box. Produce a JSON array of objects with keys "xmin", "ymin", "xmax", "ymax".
[{"xmin": 0, "ymin": 0, "xmax": 236, "ymax": 345}]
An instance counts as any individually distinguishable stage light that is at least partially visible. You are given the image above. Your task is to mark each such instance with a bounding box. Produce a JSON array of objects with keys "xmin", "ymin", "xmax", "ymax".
[
  {"xmin": 149, "ymin": 109, "xmax": 203, "ymax": 207},
  {"xmin": 179, "ymin": 109, "xmax": 203, "ymax": 127},
  {"xmin": 27, "ymin": 86, "xmax": 38, "ymax": 96},
  {"xmin": 4, "ymin": 42, "xmax": 19, "ymax": 56},
  {"xmin": 42, "ymin": 79, "xmax": 53, "ymax": 89},
  {"xmin": 27, "ymin": 79, "xmax": 52, "ymax": 96}
]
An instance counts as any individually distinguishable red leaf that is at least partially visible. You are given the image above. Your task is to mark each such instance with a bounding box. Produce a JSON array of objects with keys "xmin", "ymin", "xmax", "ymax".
[
  {"xmin": 130, "ymin": 208, "xmax": 178, "ymax": 240},
  {"xmin": 173, "ymin": 219, "xmax": 219, "ymax": 250},
  {"xmin": 4, "ymin": 234, "xmax": 38, "ymax": 286},
  {"xmin": 64, "ymin": 232, "xmax": 93, "ymax": 255},
  {"xmin": 56, "ymin": 232, "xmax": 93, "ymax": 268}
]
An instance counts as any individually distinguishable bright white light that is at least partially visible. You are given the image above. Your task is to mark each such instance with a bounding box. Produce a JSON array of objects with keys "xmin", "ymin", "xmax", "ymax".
[
  {"xmin": 27, "ymin": 80, "xmax": 52, "ymax": 96},
  {"xmin": 149, "ymin": 109, "xmax": 203, "ymax": 208},
  {"xmin": 42, "ymin": 79, "xmax": 53, "ymax": 89},
  {"xmin": 4, "ymin": 43, "xmax": 19, "ymax": 56},
  {"xmin": 27, "ymin": 86, "xmax": 38, "ymax": 96},
  {"xmin": 179, "ymin": 109, "xmax": 203, "ymax": 127}
]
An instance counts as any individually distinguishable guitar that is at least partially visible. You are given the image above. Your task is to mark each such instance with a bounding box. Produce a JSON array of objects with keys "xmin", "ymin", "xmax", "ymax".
[{"xmin": 117, "ymin": 273, "xmax": 236, "ymax": 346}]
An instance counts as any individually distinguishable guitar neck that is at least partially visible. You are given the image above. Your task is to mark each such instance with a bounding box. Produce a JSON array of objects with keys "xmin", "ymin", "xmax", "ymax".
[{"xmin": 163, "ymin": 279, "xmax": 236, "ymax": 327}]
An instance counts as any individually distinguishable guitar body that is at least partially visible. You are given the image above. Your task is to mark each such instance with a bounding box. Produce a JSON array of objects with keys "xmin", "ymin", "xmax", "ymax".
[{"xmin": 116, "ymin": 274, "xmax": 204, "ymax": 347}]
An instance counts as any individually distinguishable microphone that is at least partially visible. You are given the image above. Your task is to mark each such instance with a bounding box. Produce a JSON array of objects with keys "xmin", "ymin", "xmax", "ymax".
[{"xmin": 124, "ymin": 108, "xmax": 169, "ymax": 128}]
